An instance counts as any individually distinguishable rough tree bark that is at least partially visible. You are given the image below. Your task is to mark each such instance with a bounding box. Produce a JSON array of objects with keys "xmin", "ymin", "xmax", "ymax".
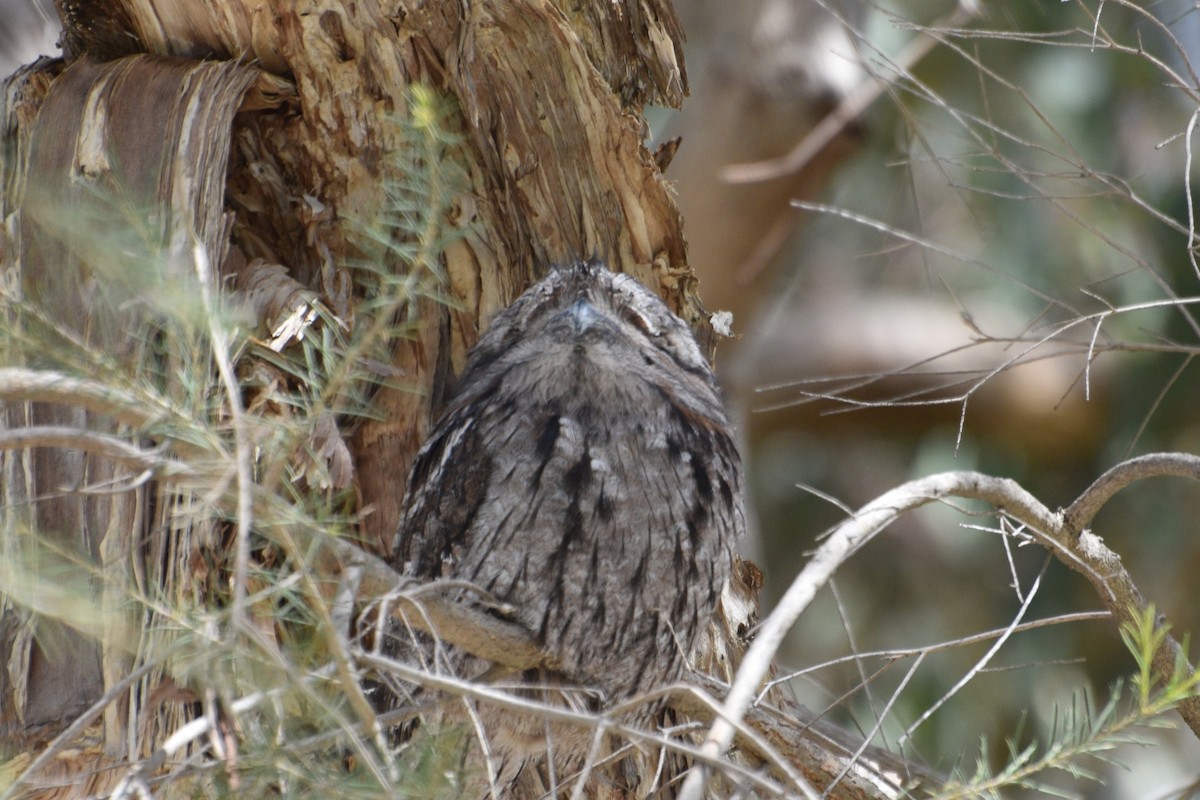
[{"xmin": 0, "ymin": 2, "xmax": 909, "ymax": 797}]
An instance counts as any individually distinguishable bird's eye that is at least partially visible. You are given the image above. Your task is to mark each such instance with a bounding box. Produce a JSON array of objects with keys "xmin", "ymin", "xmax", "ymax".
[{"xmin": 622, "ymin": 306, "xmax": 659, "ymax": 337}]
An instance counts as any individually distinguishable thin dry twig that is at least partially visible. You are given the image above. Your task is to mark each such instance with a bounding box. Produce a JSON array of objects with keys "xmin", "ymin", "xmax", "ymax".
[
  {"xmin": 762, "ymin": 610, "xmax": 1111, "ymax": 695},
  {"xmin": 192, "ymin": 242, "xmax": 254, "ymax": 633},
  {"xmin": 0, "ymin": 425, "xmax": 190, "ymax": 477},
  {"xmin": 721, "ymin": 1, "xmax": 980, "ymax": 185},
  {"xmin": 898, "ymin": 555, "xmax": 1049, "ymax": 748},
  {"xmin": 0, "ymin": 367, "xmax": 190, "ymax": 436}
]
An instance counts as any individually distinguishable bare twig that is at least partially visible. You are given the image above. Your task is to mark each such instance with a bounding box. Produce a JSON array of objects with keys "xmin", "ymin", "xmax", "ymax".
[
  {"xmin": 192, "ymin": 242, "xmax": 255, "ymax": 633},
  {"xmin": 762, "ymin": 610, "xmax": 1111, "ymax": 694},
  {"xmin": 0, "ymin": 425, "xmax": 191, "ymax": 477},
  {"xmin": 680, "ymin": 472, "xmax": 1034, "ymax": 799},
  {"xmin": 0, "ymin": 367, "xmax": 189, "ymax": 436},
  {"xmin": 721, "ymin": 1, "xmax": 979, "ymax": 185},
  {"xmin": 898, "ymin": 556, "xmax": 1049, "ymax": 747}
]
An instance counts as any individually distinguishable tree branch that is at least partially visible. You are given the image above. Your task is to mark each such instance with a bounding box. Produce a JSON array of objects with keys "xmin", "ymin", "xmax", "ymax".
[
  {"xmin": 321, "ymin": 537, "xmax": 547, "ymax": 672},
  {"xmin": 0, "ymin": 367, "xmax": 187, "ymax": 433},
  {"xmin": 0, "ymin": 425, "xmax": 193, "ymax": 478},
  {"xmin": 1064, "ymin": 452, "xmax": 1200, "ymax": 531},
  {"xmin": 682, "ymin": 464, "xmax": 1200, "ymax": 800}
]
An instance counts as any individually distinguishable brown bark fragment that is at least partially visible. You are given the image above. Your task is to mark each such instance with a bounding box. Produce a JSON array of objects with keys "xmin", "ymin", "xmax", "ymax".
[{"xmin": 2, "ymin": 52, "xmax": 262, "ymax": 752}]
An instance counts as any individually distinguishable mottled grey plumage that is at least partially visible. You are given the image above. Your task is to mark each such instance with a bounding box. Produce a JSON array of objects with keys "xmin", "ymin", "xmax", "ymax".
[{"xmin": 388, "ymin": 259, "xmax": 744, "ymax": 792}]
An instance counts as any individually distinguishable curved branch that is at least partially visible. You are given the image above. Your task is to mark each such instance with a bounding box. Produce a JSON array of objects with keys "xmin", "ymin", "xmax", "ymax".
[
  {"xmin": 1064, "ymin": 452, "xmax": 1200, "ymax": 531},
  {"xmin": 0, "ymin": 367, "xmax": 184, "ymax": 431},
  {"xmin": 682, "ymin": 465, "xmax": 1200, "ymax": 800},
  {"xmin": 0, "ymin": 425, "xmax": 193, "ymax": 477},
  {"xmin": 271, "ymin": 511, "xmax": 546, "ymax": 673},
  {"xmin": 683, "ymin": 471, "xmax": 1038, "ymax": 798}
]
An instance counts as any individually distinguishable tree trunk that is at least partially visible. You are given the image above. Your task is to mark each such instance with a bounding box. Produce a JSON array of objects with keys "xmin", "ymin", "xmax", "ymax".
[
  {"xmin": 0, "ymin": 2, "xmax": 911, "ymax": 797},
  {"xmin": 2, "ymin": 0, "xmax": 699, "ymax": 783}
]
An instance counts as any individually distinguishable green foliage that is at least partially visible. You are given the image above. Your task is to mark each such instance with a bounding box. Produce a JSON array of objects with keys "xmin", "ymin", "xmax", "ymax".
[
  {"xmin": 1120, "ymin": 605, "xmax": 1200, "ymax": 712},
  {"xmin": 935, "ymin": 604, "xmax": 1200, "ymax": 799}
]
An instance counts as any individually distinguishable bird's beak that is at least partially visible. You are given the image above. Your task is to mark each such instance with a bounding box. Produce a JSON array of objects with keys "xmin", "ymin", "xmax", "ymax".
[{"xmin": 566, "ymin": 296, "xmax": 600, "ymax": 334}]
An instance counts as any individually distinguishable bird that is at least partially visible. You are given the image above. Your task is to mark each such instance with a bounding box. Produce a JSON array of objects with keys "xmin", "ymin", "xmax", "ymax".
[{"xmin": 385, "ymin": 259, "xmax": 745, "ymax": 795}]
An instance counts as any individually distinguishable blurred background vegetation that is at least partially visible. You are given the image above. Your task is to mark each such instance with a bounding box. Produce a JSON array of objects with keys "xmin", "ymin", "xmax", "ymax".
[
  {"xmin": 4, "ymin": 0, "xmax": 1200, "ymax": 794},
  {"xmin": 662, "ymin": 0, "xmax": 1200, "ymax": 794}
]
